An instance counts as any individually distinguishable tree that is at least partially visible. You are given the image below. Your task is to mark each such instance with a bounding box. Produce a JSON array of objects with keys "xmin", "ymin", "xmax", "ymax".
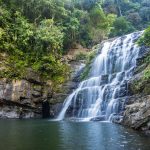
[
  {"xmin": 35, "ymin": 19, "xmax": 64, "ymax": 55},
  {"xmin": 110, "ymin": 16, "xmax": 135, "ymax": 37},
  {"xmin": 127, "ymin": 12, "xmax": 142, "ymax": 26},
  {"xmin": 139, "ymin": 7, "xmax": 150, "ymax": 22},
  {"xmin": 138, "ymin": 26, "xmax": 150, "ymax": 47}
]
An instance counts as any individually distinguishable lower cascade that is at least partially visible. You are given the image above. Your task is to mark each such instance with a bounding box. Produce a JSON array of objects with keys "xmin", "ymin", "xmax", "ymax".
[{"xmin": 57, "ymin": 31, "xmax": 143, "ymax": 122}]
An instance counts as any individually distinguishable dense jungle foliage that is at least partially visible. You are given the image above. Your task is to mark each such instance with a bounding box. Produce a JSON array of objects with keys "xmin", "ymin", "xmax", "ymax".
[
  {"xmin": 0, "ymin": 0, "xmax": 150, "ymax": 88},
  {"xmin": 138, "ymin": 26, "xmax": 150, "ymax": 81}
]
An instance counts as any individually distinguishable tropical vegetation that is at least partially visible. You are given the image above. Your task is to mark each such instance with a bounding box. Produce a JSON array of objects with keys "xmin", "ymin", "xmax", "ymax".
[{"xmin": 0, "ymin": 0, "xmax": 150, "ymax": 89}]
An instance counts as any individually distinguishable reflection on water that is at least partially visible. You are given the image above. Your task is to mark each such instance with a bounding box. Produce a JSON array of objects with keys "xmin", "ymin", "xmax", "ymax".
[{"xmin": 0, "ymin": 120, "xmax": 150, "ymax": 150}]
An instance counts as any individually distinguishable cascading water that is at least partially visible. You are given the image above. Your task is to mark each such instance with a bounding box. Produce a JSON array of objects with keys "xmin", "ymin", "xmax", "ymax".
[{"xmin": 57, "ymin": 31, "xmax": 143, "ymax": 121}]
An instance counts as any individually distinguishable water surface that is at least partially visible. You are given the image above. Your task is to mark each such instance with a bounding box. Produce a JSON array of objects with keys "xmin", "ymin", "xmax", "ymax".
[{"xmin": 0, "ymin": 120, "xmax": 150, "ymax": 150}]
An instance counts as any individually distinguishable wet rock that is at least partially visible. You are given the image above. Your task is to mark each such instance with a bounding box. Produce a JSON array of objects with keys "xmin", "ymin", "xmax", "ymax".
[
  {"xmin": 90, "ymin": 116, "xmax": 105, "ymax": 121},
  {"xmin": 118, "ymin": 88, "xmax": 127, "ymax": 98},
  {"xmin": 122, "ymin": 95, "xmax": 150, "ymax": 133},
  {"xmin": 138, "ymin": 46, "xmax": 150, "ymax": 60},
  {"xmin": 111, "ymin": 114, "xmax": 123, "ymax": 124},
  {"xmin": 50, "ymin": 103, "xmax": 63, "ymax": 118},
  {"xmin": 101, "ymin": 75, "xmax": 108, "ymax": 85},
  {"xmin": 128, "ymin": 71, "xmax": 150, "ymax": 96}
]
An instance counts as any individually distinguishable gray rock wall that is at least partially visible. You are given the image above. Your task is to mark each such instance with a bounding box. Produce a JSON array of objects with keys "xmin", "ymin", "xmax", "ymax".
[
  {"xmin": 122, "ymin": 95, "xmax": 150, "ymax": 134},
  {"xmin": 0, "ymin": 78, "xmax": 52, "ymax": 118}
]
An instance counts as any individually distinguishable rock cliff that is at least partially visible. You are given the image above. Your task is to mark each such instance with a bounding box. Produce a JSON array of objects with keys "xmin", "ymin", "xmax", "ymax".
[
  {"xmin": 121, "ymin": 47, "xmax": 150, "ymax": 134},
  {"xmin": 0, "ymin": 77, "xmax": 52, "ymax": 118},
  {"xmin": 0, "ymin": 51, "xmax": 85, "ymax": 119}
]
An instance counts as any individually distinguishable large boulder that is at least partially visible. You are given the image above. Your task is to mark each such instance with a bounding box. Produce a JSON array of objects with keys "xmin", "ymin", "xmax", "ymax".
[{"xmin": 122, "ymin": 95, "xmax": 150, "ymax": 134}]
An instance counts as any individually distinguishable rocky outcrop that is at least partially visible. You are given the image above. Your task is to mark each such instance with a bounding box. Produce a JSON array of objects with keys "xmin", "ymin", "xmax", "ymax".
[
  {"xmin": 121, "ymin": 47, "xmax": 150, "ymax": 134},
  {"xmin": 0, "ymin": 78, "xmax": 52, "ymax": 119},
  {"xmin": 0, "ymin": 49, "xmax": 86, "ymax": 119},
  {"xmin": 122, "ymin": 95, "xmax": 150, "ymax": 134},
  {"xmin": 0, "ymin": 63, "xmax": 84, "ymax": 119},
  {"xmin": 128, "ymin": 72, "xmax": 150, "ymax": 96}
]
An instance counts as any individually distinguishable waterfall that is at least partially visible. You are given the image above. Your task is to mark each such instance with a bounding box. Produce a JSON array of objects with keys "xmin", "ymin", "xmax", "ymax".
[{"xmin": 57, "ymin": 31, "xmax": 143, "ymax": 121}]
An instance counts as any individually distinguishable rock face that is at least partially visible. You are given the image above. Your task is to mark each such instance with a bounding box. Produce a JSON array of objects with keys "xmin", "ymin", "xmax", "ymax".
[
  {"xmin": 122, "ymin": 95, "xmax": 150, "ymax": 134},
  {"xmin": 0, "ymin": 78, "xmax": 52, "ymax": 118},
  {"xmin": 0, "ymin": 52, "xmax": 85, "ymax": 119},
  {"xmin": 121, "ymin": 47, "xmax": 150, "ymax": 134}
]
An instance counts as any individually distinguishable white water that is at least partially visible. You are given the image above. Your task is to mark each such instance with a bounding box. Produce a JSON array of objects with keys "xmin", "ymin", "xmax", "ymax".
[{"xmin": 57, "ymin": 32, "xmax": 143, "ymax": 121}]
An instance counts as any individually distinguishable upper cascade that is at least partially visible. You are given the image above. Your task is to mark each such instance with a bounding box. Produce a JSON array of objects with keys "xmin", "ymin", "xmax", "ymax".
[{"xmin": 56, "ymin": 31, "xmax": 143, "ymax": 122}]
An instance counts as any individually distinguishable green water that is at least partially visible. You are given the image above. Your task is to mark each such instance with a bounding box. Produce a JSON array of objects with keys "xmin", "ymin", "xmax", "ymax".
[{"xmin": 0, "ymin": 120, "xmax": 150, "ymax": 150}]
